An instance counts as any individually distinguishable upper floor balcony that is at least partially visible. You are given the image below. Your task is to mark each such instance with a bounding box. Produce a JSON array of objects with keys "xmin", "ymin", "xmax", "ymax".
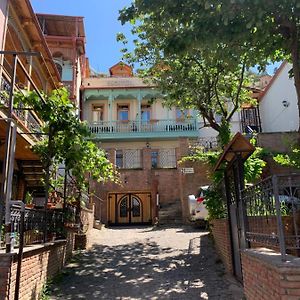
[
  {"xmin": 89, "ymin": 118, "xmax": 198, "ymax": 140},
  {"xmin": 0, "ymin": 75, "xmax": 43, "ymax": 142}
]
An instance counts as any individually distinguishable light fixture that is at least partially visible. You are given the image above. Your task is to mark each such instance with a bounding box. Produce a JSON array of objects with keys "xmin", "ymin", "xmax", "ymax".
[
  {"xmin": 146, "ymin": 142, "xmax": 150, "ymax": 148},
  {"xmin": 282, "ymin": 100, "xmax": 290, "ymax": 108}
]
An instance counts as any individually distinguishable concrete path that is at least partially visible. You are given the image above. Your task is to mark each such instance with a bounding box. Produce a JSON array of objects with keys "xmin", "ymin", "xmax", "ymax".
[{"xmin": 50, "ymin": 226, "xmax": 244, "ymax": 300}]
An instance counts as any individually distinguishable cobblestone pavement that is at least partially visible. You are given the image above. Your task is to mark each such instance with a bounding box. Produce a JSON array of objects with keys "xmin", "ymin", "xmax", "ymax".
[{"xmin": 50, "ymin": 226, "xmax": 244, "ymax": 300}]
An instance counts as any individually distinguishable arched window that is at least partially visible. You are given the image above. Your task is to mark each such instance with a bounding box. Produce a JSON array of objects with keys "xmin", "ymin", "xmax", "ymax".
[
  {"xmin": 119, "ymin": 197, "xmax": 128, "ymax": 218},
  {"xmin": 132, "ymin": 197, "xmax": 141, "ymax": 217}
]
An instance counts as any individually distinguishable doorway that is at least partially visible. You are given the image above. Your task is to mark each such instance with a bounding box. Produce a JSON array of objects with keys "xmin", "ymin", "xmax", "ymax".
[{"xmin": 108, "ymin": 192, "xmax": 152, "ymax": 225}]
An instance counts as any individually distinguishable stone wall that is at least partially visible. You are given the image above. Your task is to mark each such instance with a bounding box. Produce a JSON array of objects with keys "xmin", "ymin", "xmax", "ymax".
[
  {"xmin": 0, "ymin": 241, "xmax": 68, "ymax": 300},
  {"xmin": 210, "ymin": 219, "xmax": 233, "ymax": 274},
  {"xmin": 242, "ymin": 248, "xmax": 300, "ymax": 300}
]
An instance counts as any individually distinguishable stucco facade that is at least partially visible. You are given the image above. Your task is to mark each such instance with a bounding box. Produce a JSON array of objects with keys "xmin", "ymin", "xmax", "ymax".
[
  {"xmin": 82, "ymin": 62, "xmax": 206, "ymax": 225},
  {"xmin": 259, "ymin": 62, "xmax": 299, "ymax": 133}
]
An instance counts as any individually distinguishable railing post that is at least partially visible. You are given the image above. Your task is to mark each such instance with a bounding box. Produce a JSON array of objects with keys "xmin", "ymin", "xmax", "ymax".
[{"xmin": 272, "ymin": 175, "xmax": 287, "ymax": 261}]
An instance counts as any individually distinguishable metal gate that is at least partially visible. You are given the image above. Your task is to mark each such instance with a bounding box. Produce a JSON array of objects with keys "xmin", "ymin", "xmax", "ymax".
[{"xmin": 224, "ymin": 157, "xmax": 247, "ymax": 282}]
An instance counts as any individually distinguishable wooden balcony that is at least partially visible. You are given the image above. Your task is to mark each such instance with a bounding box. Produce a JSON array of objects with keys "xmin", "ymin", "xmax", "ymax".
[
  {"xmin": 88, "ymin": 119, "xmax": 198, "ymax": 140},
  {"xmin": 0, "ymin": 75, "xmax": 43, "ymax": 142}
]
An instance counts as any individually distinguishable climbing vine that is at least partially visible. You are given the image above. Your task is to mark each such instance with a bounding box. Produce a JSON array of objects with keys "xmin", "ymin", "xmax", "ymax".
[{"xmin": 15, "ymin": 88, "xmax": 118, "ymax": 204}]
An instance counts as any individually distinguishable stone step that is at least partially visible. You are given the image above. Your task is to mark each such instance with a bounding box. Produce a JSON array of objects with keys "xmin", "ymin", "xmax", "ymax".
[{"xmin": 158, "ymin": 200, "xmax": 182, "ymax": 224}]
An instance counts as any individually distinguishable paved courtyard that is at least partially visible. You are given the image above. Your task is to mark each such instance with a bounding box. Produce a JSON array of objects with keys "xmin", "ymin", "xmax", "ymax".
[{"xmin": 50, "ymin": 226, "xmax": 244, "ymax": 299}]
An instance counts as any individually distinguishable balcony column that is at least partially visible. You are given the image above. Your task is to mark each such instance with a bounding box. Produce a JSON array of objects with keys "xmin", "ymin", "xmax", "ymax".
[
  {"xmin": 108, "ymin": 93, "xmax": 114, "ymax": 128},
  {"xmin": 137, "ymin": 91, "xmax": 142, "ymax": 131},
  {"xmin": 24, "ymin": 56, "xmax": 33, "ymax": 128}
]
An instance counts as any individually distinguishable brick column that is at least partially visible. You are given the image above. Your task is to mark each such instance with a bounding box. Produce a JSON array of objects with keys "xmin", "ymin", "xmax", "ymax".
[
  {"xmin": 142, "ymin": 148, "xmax": 152, "ymax": 170},
  {"xmin": 0, "ymin": 254, "xmax": 13, "ymax": 300},
  {"xmin": 178, "ymin": 137, "xmax": 189, "ymax": 157},
  {"xmin": 107, "ymin": 148, "xmax": 116, "ymax": 165}
]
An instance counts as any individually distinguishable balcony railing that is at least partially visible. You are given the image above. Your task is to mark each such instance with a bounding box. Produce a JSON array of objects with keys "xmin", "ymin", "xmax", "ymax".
[
  {"xmin": 0, "ymin": 75, "xmax": 43, "ymax": 141},
  {"xmin": 89, "ymin": 119, "xmax": 197, "ymax": 136}
]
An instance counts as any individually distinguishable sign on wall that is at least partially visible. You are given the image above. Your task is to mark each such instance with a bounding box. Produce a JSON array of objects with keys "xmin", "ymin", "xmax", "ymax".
[{"xmin": 181, "ymin": 167, "xmax": 194, "ymax": 174}]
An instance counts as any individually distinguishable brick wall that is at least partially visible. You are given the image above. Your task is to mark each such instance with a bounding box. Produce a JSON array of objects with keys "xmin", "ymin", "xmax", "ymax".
[
  {"xmin": 210, "ymin": 219, "xmax": 233, "ymax": 274},
  {"xmin": 242, "ymin": 248, "xmax": 300, "ymax": 300},
  {"xmin": 257, "ymin": 132, "xmax": 298, "ymax": 153},
  {"xmin": 0, "ymin": 254, "xmax": 13, "ymax": 300},
  {"xmin": 0, "ymin": 241, "xmax": 68, "ymax": 300}
]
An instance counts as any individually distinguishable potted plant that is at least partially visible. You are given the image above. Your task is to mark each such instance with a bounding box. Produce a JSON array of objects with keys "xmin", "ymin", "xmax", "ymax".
[{"xmin": 25, "ymin": 192, "xmax": 34, "ymax": 208}]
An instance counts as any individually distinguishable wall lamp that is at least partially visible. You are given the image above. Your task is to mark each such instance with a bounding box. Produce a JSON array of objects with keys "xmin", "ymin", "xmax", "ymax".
[{"xmin": 282, "ymin": 100, "xmax": 290, "ymax": 108}]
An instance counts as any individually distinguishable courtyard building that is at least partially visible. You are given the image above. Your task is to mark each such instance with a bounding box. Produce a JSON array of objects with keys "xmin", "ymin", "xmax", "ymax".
[{"xmin": 81, "ymin": 62, "xmax": 210, "ymax": 225}]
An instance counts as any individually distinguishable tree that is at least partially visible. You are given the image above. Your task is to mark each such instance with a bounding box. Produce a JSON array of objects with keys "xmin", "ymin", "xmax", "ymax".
[
  {"xmin": 144, "ymin": 50, "xmax": 252, "ymax": 145},
  {"xmin": 15, "ymin": 88, "xmax": 117, "ymax": 204},
  {"xmin": 118, "ymin": 4, "xmax": 254, "ymax": 146},
  {"xmin": 119, "ymin": 0, "xmax": 300, "ymax": 131}
]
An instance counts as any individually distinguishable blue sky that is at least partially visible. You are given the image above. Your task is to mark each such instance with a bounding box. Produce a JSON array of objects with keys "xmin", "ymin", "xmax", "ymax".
[
  {"xmin": 31, "ymin": 0, "xmax": 133, "ymax": 73},
  {"xmin": 31, "ymin": 1, "xmax": 279, "ymax": 75}
]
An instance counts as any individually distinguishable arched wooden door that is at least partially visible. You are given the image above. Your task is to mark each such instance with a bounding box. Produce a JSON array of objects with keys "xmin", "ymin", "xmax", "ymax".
[{"xmin": 108, "ymin": 192, "xmax": 151, "ymax": 225}]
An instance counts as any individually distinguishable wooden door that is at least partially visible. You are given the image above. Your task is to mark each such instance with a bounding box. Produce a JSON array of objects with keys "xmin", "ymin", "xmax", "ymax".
[{"xmin": 108, "ymin": 192, "xmax": 151, "ymax": 225}]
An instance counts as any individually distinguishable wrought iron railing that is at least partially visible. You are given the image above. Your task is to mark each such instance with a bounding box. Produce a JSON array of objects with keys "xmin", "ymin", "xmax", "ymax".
[
  {"xmin": 89, "ymin": 119, "xmax": 197, "ymax": 135},
  {"xmin": 242, "ymin": 174, "xmax": 300, "ymax": 260},
  {"xmin": 0, "ymin": 75, "xmax": 43, "ymax": 141},
  {"xmin": 0, "ymin": 204, "xmax": 79, "ymax": 249},
  {"xmin": 10, "ymin": 206, "xmax": 65, "ymax": 247},
  {"xmin": 191, "ymin": 136, "xmax": 219, "ymax": 152}
]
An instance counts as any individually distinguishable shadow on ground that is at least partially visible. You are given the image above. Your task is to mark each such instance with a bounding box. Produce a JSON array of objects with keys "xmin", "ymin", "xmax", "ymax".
[{"xmin": 50, "ymin": 228, "xmax": 242, "ymax": 300}]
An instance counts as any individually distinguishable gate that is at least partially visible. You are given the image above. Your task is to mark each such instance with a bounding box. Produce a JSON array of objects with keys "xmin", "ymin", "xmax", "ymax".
[
  {"xmin": 224, "ymin": 158, "xmax": 247, "ymax": 281},
  {"xmin": 214, "ymin": 133, "xmax": 255, "ymax": 282}
]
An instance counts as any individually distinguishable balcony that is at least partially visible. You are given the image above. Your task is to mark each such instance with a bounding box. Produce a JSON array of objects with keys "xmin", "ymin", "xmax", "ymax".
[
  {"xmin": 89, "ymin": 119, "xmax": 198, "ymax": 140},
  {"xmin": 0, "ymin": 75, "xmax": 43, "ymax": 142}
]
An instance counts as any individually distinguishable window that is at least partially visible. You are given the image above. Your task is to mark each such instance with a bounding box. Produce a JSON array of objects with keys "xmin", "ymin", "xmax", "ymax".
[
  {"xmin": 92, "ymin": 105, "xmax": 104, "ymax": 122},
  {"xmin": 141, "ymin": 105, "xmax": 151, "ymax": 122},
  {"xmin": 241, "ymin": 108, "xmax": 261, "ymax": 133},
  {"xmin": 116, "ymin": 150, "xmax": 123, "ymax": 168},
  {"xmin": 151, "ymin": 149, "xmax": 176, "ymax": 169},
  {"xmin": 151, "ymin": 151, "xmax": 159, "ymax": 168},
  {"xmin": 116, "ymin": 149, "xmax": 141, "ymax": 169},
  {"xmin": 118, "ymin": 105, "xmax": 129, "ymax": 121}
]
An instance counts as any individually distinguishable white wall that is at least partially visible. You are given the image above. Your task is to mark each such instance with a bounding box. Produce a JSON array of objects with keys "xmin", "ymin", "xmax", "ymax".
[
  {"xmin": 260, "ymin": 63, "xmax": 299, "ymax": 133},
  {"xmin": 198, "ymin": 109, "xmax": 241, "ymax": 138}
]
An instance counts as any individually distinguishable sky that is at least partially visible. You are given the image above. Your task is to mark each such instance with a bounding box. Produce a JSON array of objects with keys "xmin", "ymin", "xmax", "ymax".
[
  {"xmin": 31, "ymin": 0, "xmax": 133, "ymax": 73},
  {"xmin": 31, "ymin": 1, "xmax": 279, "ymax": 75}
]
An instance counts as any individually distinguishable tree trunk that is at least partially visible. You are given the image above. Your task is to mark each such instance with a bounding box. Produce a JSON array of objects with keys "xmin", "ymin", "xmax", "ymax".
[{"xmin": 290, "ymin": 27, "xmax": 300, "ymax": 135}]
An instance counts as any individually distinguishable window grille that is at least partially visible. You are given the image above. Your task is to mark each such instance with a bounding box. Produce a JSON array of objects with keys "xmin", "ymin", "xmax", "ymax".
[
  {"xmin": 116, "ymin": 149, "xmax": 141, "ymax": 169},
  {"xmin": 157, "ymin": 149, "xmax": 177, "ymax": 169}
]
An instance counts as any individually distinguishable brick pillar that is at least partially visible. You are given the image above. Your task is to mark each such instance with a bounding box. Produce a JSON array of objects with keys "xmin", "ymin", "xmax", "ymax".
[
  {"xmin": 142, "ymin": 148, "xmax": 152, "ymax": 170},
  {"xmin": 0, "ymin": 254, "xmax": 13, "ymax": 300},
  {"xmin": 107, "ymin": 148, "xmax": 116, "ymax": 165},
  {"xmin": 178, "ymin": 137, "xmax": 189, "ymax": 157}
]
